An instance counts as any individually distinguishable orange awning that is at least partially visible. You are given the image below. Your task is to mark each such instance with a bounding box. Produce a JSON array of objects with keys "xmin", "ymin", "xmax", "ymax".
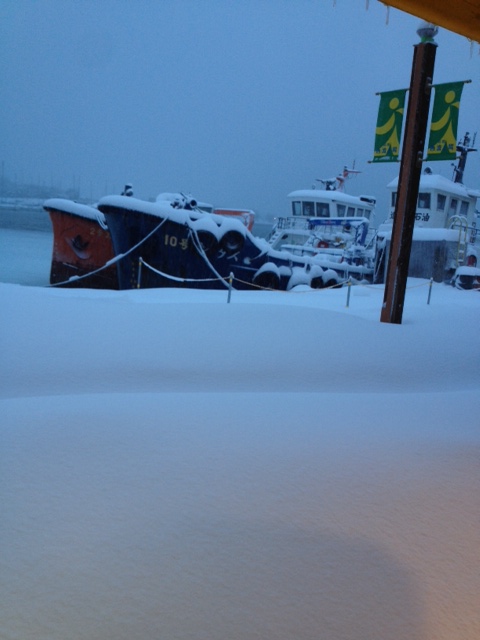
[{"xmin": 380, "ymin": 0, "xmax": 480, "ymax": 43}]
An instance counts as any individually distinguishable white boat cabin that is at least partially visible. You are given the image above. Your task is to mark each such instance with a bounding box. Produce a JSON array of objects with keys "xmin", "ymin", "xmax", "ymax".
[
  {"xmin": 287, "ymin": 189, "xmax": 376, "ymax": 221},
  {"xmin": 386, "ymin": 169, "xmax": 480, "ymax": 230},
  {"xmin": 268, "ymin": 188, "xmax": 376, "ymax": 253}
]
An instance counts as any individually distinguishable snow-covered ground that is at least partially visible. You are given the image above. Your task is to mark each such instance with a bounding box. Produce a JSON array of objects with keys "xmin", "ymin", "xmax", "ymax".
[{"xmin": 1, "ymin": 224, "xmax": 479, "ymax": 639}]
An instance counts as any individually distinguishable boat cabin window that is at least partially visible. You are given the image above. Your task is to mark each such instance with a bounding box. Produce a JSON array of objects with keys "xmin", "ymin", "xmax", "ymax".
[
  {"xmin": 337, "ymin": 204, "xmax": 345, "ymax": 217},
  {"xmin": 437, "ymin": 194, "xmax": 446, "ymax": 211},
  {"xmin": 418, "ymin": 192, "xmax": 431, "ymax": 209},
  {"xmin": 459, "ymin": 200, "xmax": 469, "ymax": 216},
  {"xmin": 303, "ymin": 201, "xmax": 315, "ymax": 216},
  {"xmin": 391, "ymin": 192, "xmax": 397, "ymax": 207},
  {"xmin": 357, "ymin": 208, "xmax": 364, "ymax": 217},
  {"xmin": 315, "ymin": 202, "xmax": 330, "ymax": 217},
  {"xmin": 347, "ymin": 207, "xmax": 355, "ymax": 217},
  {"xmin": 449, "ymin": 198, "xmax": 458, "ymax": 216},
  {"xmin": 292, "ymin": 201, "xmax": 302, "ymax": 216}
]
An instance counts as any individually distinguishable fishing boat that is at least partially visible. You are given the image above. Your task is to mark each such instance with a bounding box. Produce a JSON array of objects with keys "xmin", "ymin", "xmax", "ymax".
[
  {"xmin": 97, "ymin": 194, "xmax": 352, "ymax": 291},
  {"xmin": 43, "ymin": 140, "xmax": 479, "ymax": 291},
  {"xmin": 375, "ymin": 133, "xmax": 480, "ymax": 287},
  {"xmin": 213, "ymin": 208, "xmax": 255, "ymax": 231},
  {"xmin": 43, "ymin": 198, "xmax": 118, "ymax": 289},
  {"xmin": 263, "ymin": 166, "xmax": 378, "ymax": 280},
  {"xmin": 43, "ymin": 189, "xmax": 257, "ymax": 289},
  {"xmin": 267, "ymin": 166, "xmax": 376, "ymax": 254}
]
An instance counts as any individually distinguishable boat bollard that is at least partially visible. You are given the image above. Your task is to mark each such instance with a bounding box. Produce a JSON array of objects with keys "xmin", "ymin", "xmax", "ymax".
[
  {"xmin": 346, "ymin": 279, "xmax": 352, "ymax": 308},
  {"xmin": 427, "ymin": 277, "xmax": 433, "ymax": 304},
  {"xmin": 227, "ymin": 272, "xmax": 234, "ymax": 303}
]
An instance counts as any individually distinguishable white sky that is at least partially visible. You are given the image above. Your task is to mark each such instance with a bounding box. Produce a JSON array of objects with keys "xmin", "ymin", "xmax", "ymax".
[{"xmin": 1, "ymin": 0, "xmax": 479, "ymax": 218}]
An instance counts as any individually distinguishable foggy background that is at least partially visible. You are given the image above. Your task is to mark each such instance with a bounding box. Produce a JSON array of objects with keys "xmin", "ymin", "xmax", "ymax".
[{"xmin": 1, "ymin": 0, "xmax": 479, "ymax": 221}]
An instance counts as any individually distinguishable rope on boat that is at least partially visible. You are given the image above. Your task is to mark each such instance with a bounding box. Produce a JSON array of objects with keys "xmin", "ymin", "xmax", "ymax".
[
  {"xmin": 46, "ymin": 216, "xmax": 169, "ymax": 287},
  {"xmin": 139, "ymin": 258, "xmax": 226, "ymax": 284},
  {"xmin": 188, "ymin": 227, "xmax": 231, "ymax": 290}
]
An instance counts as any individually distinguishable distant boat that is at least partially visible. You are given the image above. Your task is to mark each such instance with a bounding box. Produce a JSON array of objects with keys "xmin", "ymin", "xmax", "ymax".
[
  {"xmin": 43, "ymin": 199, "xmax": 118, "ymax": 289},
  {"xmin": 213, "ymin": 208, "xmax": 255, "ymax": 231}
]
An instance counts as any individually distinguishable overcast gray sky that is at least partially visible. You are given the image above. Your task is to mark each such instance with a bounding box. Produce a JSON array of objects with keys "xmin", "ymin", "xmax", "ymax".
[{"xmin": 1, "ymin": 0, "xmax": 479, "ymax": 219}]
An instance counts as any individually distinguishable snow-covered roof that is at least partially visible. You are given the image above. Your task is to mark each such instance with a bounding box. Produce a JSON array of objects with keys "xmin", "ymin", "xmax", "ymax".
[
  {"xmin": 287, "ymin": 189, "xmax": 376, "ymax": 208},
  {"xmin": 387, "ymin": 173, "xmax": 480, "ymax": 200}
]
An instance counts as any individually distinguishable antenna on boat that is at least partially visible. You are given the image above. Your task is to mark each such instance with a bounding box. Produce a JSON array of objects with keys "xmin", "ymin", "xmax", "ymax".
[
  {"xmin": 452, "ymin": 132, "xmax": 477, "ymax": 184},
  {"xmin": 315, "ymin": 165, "xmax": 361, "ymax": 192},
  {"xmin": 335, "ymin": 165, "xmax": 361, "ymax": 191}
]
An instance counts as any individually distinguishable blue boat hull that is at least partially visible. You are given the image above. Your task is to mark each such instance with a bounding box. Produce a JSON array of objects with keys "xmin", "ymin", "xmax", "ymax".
[{"xmin": 98, "ymin": 198, "xmax": 334, "ymax": 291}]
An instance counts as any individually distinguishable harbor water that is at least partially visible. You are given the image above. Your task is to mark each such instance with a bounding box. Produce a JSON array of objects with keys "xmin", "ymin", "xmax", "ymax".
[{"xmin": 0, "ymin": 206, "xmax": 52, "ymax": 286}]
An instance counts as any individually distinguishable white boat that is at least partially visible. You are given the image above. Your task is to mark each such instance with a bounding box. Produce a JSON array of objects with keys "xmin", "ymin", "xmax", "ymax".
[
  {"xmin": 376, "ymin": 133, "xmax": 480, "ymax": 287},
  {"xmin": 268, "ymin": 166, "xmax": 376, "ymax": 253},
  {"xmin": 266, "ymin": 167, "xmax": 377, "ymax": 282}
]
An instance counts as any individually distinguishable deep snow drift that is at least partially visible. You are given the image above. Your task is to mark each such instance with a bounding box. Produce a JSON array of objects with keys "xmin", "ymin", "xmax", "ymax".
[{"xmin": 1, "ymin": 280, "xmax": 479, "ymax": 640}]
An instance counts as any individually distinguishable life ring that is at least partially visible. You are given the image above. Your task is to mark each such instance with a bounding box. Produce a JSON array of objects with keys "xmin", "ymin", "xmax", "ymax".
[{"xmin": 315, "ymin": 240, "xmax": 329, "ymax": 249}]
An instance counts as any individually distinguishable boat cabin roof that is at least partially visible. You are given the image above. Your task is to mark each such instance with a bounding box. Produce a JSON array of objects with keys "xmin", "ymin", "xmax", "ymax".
[
  {"xmin": 287, "ymin": 189, "xmax": 376, "ymax": 208},
  {"xmin": 387, "ymin": 173, "xmax": 480, "ymax": 200}
]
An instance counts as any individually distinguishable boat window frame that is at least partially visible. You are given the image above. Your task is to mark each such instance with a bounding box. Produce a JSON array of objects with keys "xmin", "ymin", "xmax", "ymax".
[
  {"xmin": 459, "ymin": 200, "xmax": 469, "ymax": 216},
  {"xmin": 417, "ymin": 192, "xmax": 431, "ymax": 209},
  {"xmin": 315, "ymin": 202, "xmax": 330, "ymax": 218},
  {"xmin": 292, "ymin": 201, "xmax": 302, "ymax": 216},
  {"xmin": 302, "ymin": 201, "xmax": 315, "ymax": 217},
  {"xmin": 336, "ymin": 204, "xmax": 346, "ymax": 217},
  {"xmin": 449, "ymin": 198, "xmax": 458, "ymax": 216},
  {"xmin": 437, "ymin": 194, "xmax": 446, "ymax": 211}
]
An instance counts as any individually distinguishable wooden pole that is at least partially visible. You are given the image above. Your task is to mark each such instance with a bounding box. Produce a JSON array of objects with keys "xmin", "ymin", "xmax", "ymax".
[{"xmin": 380, "ymin": 33, "xmax": 437, "ymax": 324}]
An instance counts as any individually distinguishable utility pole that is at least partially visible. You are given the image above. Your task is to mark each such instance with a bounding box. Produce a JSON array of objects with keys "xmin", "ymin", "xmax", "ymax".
[{"xmin": 380, "ymin": 25, "xmax": 438, "ymax": 324}]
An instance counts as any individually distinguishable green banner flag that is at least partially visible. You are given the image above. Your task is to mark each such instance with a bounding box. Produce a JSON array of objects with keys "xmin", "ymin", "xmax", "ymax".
[
  {"xmin": 372, "ymin": 89, "xmax": 407, "ymax": 162},
  {"xmin": 427, "ymin": 81, "xmax": 465, "ymax": 161}
]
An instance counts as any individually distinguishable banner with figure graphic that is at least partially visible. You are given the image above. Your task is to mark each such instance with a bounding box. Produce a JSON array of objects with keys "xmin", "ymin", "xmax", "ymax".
[
  {"xmin": 427, "ymin": 81, "xmax": 465, "ymax": 161},
  {"xmin": 372, "ymin": 89, "xmax": 407, "ymax": 162}
]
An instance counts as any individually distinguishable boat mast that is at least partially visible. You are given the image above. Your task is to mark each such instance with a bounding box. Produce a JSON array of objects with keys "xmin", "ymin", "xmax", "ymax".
[
  {"xmin": 453, "ymin": 132, "xmax": 477, "ymax": 184},
  {"xmin": 315, "ymin": 165, "xmax": 360, "ymax": 192}
]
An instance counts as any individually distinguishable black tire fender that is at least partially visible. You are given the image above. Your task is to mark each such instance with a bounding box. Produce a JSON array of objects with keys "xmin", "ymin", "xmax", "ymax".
[
  {"xmin": 219, "ymin": 230, "xmax": 244, "ymax": 254},
  {"xmin": 194, "ymin": 230, "xmax": 218, "ymax": 254}
]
